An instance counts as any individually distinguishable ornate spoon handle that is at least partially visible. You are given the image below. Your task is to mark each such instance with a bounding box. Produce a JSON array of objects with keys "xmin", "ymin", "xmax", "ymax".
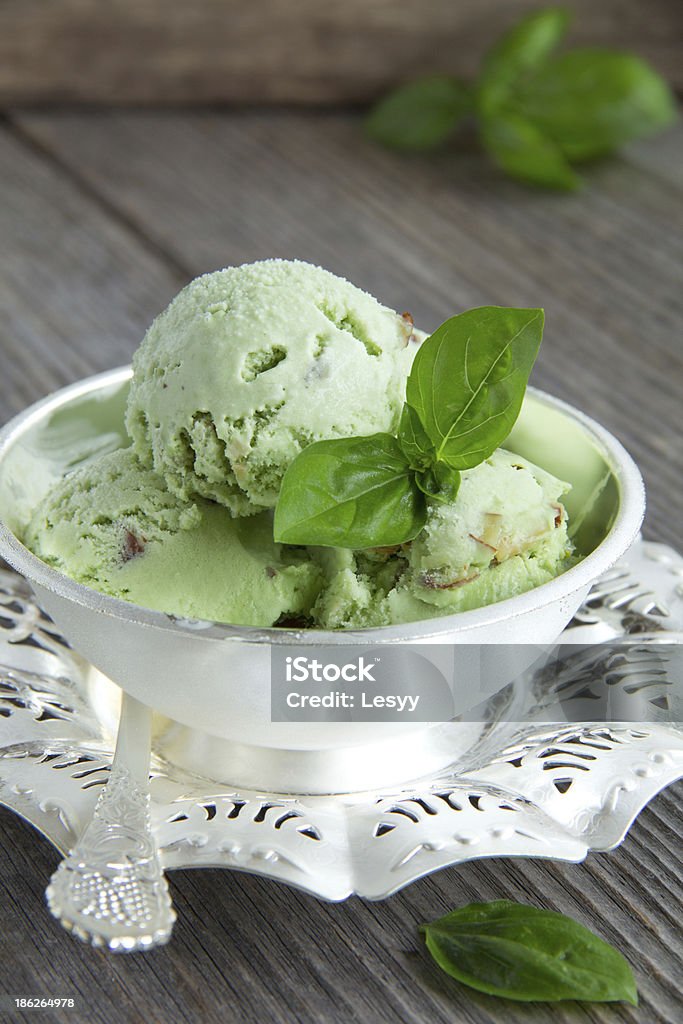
[{"xmin": 46, "ymin": 694, "xmax": 175, "ymax": 951}]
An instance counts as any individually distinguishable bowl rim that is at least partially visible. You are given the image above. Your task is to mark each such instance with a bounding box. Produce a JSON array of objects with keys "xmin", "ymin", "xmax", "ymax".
[{"xmin": 0, "ymin": 366, "xmax": 645, "ymax": 645}]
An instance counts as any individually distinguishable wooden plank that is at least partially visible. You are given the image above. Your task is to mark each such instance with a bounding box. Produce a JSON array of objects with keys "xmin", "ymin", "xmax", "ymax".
[
  {"xmin": 625, "ymin": 122, "xmax": 683, "ymax": 188},
  {"xmin": 13, "ymin": 111, "xmax": 683, "ymax": 548},
  {"xmin": 0, "ymin": 126, "xmax": 185, "ymax": 416},
  {"xmin": 0, "ymin": 0, "xmax": 681, "ymax": 105}
]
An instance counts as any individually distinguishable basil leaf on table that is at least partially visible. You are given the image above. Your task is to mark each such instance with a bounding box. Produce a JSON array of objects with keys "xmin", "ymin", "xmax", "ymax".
[
  {"xmin": 477, "ymin": 8, "xmax": 571, "ymax": 115},
  {"xmin": 273, "ymin": 434, "xmax": 426, "ymax": 548},
  {"xmin": 405, "ymin": 306, "xmax": 544, "ymax": 469},
  {"xmin": 421, "ymin": 901, "xmax": 638, "ymax": 1004},
  {"xmin": 365, "ymin": 75, "xmax": 472, "ymax": 151},
  {"xmin": 517, "ymin": 49, "xmax": 678, "ymax": 161},
  {"xmin": 481, "ymin": 111, "xmax": 580, "ymax": 190}
]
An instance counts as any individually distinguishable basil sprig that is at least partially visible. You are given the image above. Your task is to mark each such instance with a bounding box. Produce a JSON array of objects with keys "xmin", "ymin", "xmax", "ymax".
[
  {"xmin": 422, "ymin": 901, "xmax": 638, "ymax": 1004},
  {"xmin": 274, "ymin": 306, "xmax": 543, "ymax": 548},
  {"xmin": 365, "ymin": 7, "xmax": 676, "ymax": 189}
]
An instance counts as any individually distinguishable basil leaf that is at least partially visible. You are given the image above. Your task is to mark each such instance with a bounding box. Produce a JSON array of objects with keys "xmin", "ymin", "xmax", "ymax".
[
  {"xmin": 405, "ymin": 306, "xmax": 544, "ymax": 468},
  {"xmin": 365, "ymin": 76, "xmax": 472, "ymax": 151},
  {"xmin": 415, "ymin": 462, "xmax": 461, "ymax": 504},
  {"xmin": 518, "ymin": 49, "xmax": 678, "ymax": 160},
  {"xmin": 478, "ymin": 8, "xmax": 571, "ymax": 115},
  {"xmin": 422, "ymin": 901, "xmax": 638, "ymax": 1004},
  {"xmin": 273, "ymin": 434, "xmax": 426, "ymax": 549},
  {"xmin": 481, "ymin": 111, "xmax": 580, "ymax": 189},
  {"xmin": 398, "ymin": 403, "xmax": 435, "ymax": 470}
]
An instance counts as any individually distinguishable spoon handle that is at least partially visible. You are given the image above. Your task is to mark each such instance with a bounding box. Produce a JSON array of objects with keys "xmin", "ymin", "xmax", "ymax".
[{"xmin": 46, "ymin": 694, "xmax": 175, "ymax": 951}]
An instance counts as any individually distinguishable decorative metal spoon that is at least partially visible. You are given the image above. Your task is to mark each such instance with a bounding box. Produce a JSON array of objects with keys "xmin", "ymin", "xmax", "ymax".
[{"xmin": 46, "ymin": 693, "xmax": 175, "ymax": 951}]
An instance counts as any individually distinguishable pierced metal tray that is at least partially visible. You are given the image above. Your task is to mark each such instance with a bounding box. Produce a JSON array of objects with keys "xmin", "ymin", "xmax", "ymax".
[{"xmin": 1, "ymin": 539, "xmax": 682, "ymax": 902}]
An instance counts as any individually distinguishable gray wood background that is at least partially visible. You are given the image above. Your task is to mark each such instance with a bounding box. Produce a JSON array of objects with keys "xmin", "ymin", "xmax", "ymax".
[
  {"xmin": 0, "ymin": 0, "xmax": 681, "ymax": 105},
  {"xmin": 0, "ymin": 110, "xmax": 681, "ymax": 1022}
]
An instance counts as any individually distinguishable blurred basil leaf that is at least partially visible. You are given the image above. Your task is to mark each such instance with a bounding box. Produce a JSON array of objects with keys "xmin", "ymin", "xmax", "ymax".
[
  {"xmin": 481, "ymin": 111, "xmax": 580, "ymax": 189},
  {"xmin": 367, "ymin": 7, "xmax": 676, "ymax": 190},
  {"xmin": 273, "ymin": 434, "xmax": 425, "ymax": 548},
  {"xmin": 365, "ymin": 75, "xmax": 472, "ymax": 151},
  {"xmin": 421, "ymin": 901, "xmax": 638, "ymax": 1004},
  {"xmin": 478, "ymin": 8, "xmax": 571, "ymax": 115},
  {"xmin": 518, "ymin": 49, "xmax": 678, "ymax": 160}
]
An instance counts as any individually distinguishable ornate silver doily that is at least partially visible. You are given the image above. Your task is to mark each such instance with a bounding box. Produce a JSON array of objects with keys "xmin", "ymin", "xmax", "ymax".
[{"xmin": 1, "ymin": 539, "xmax": 682, "ymax": 911}]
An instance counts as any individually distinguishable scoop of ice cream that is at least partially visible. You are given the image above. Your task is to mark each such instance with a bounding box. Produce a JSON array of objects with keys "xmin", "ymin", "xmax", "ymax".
[
  {"xmin": 311, "ymin": 450, "xmax": 572, "ymax": 628},
  {"xmin": 406, "ymin": 448, "xmax": 569, "ymax": 595},
  {"xmin": 23, "ymin": 449, "xmax": 323, "ymax": 626},
  {"xmin": 126, "ymin": 259, "xmax": 419, "ymax": 516},
  {"xmin": 23, "ymin": 442, "xmax": 571, "ymax": 630}
]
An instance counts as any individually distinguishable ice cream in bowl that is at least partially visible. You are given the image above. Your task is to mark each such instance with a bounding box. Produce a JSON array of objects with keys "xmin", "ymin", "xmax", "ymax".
[{"xmin": 0, "ymin": 261, "xmax": 645, "ymax": 792}]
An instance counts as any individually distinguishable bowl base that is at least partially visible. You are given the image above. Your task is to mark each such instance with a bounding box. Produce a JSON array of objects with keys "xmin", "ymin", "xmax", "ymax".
[
  {"xmin": 84, "ymin": 664, "xmax": 490, "ymax": 793},
  {"xmin": 154, "ymin": 719, "xmax": 490, "ymax": 795}
]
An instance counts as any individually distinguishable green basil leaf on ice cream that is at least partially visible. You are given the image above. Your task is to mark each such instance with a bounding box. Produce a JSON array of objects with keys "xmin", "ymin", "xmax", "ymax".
[
  {"xmin": 398, "ymin": 402, "xmax": 435, "ymax": 471},
  {"xmin": 274, "ymin": 434, "xmax": 426, "ymax": 549},
  {"xmin": 404, "ymin": 306, "xmax": 544, "ymax": 469},
  {"xmin": 275, "ymin": 304, "xmax": 544, "ymax": 548},
  {"xmin": 414, "ymin": 462, "xmax": 461, "ymax": 505}
]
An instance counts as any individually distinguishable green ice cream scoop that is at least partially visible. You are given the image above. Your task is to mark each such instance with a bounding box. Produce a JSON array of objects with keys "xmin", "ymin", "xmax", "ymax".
[
  {"xmin": 126, "ymin": 259, "xmax": 419, "ymax": 516},
  {"xmin": 23, "ymin": 447, "xmax": 571, "ymax": 629},
  {"xmin": 23, "ymin": 449, "xmax": 323, "ymax": 627}
]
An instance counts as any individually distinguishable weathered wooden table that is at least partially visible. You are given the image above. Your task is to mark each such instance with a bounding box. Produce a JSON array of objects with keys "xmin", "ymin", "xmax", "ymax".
[{"xmin": 0, "ymin": 111, "xmax": 681, "ymax": 1023}]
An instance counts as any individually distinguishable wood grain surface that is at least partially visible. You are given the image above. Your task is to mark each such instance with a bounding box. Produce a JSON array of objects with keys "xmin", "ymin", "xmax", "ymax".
[
  {"xmin": 0, "ymin": 110, "xmax": 681, "ymax": 1023},
  {"xmin": 0, "ymin": 0, "xmax": 681, "ymax": 105}
]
